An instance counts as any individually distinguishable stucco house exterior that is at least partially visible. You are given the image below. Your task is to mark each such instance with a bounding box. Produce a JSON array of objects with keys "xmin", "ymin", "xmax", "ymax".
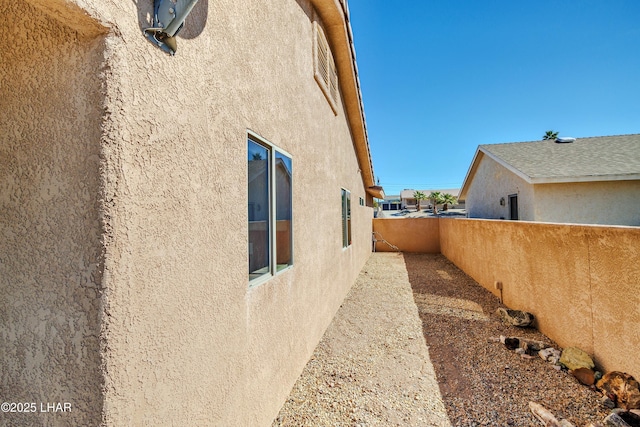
[
  {"xmin": 1, "ymin": 0, "xmax": 383, "ymax": 425},
  {"xmin": 459, "ymin": 134, "xmax": 640, "ymax": 226}
]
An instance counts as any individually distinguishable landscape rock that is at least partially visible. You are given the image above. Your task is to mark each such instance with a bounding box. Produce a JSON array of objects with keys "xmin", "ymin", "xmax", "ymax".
[
  {"xmin": 618, "ymin": 411, "xmax": 640, "ymax": 427},
  {"xmin": 602, "ymin": 396, "xmax": 617, "ymax": 409},
  {"xmin": 497, "ymin": 307, "xmax": 535, "ymax": 327},
  {"xmin": 597, "ymin": 372, "xmax": 640, "ymax": 410},
  {"xmin": 560, "ymin": 347, "xmax": 595, "ymax": 371},
  {"xmin": 501, "ymin": 335, "xmax": 550, "ymax": 355},
  {"xmin": 571, "ymin": 367, "xmax": 596, "ymax": 386},
  {"xmin": 519, "ymin": 338, "xmax": 549, "ymax": 354},
  {"xmin": 539, "ymin": 347, "xmax": 562, "ymax": 364},
  {"xmin": 529, "ymin": 401, "xmax": 576, "ymax": 426},
  {"xmin": 603, "ymin": 412, "xmax": 633, "ymax": 427},
  {"xmin": 504, "ymin": 337, "xmax": 520, "ymax": 350}
]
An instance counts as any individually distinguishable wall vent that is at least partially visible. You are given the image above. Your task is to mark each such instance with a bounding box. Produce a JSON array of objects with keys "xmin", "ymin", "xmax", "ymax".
[{"xmin": 313, "ymin": 21, "xmax": 339, "ymax": 115}]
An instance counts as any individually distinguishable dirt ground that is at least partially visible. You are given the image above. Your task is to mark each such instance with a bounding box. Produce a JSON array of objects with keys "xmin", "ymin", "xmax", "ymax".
[{"xmin": 273, "ymin": 252, "xmax": 609, "ymax": 426}]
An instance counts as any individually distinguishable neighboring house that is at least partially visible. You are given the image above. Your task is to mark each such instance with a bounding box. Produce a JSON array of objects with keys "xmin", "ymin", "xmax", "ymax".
[
  {"xmin": 400, "ymin": 188, "xmax": 463, "ymax": 210},
  {"xmin": 459, "ymin": 134, "xmax": 640, "ymax": 226},
  {"xmin": 380, "ymin": 195, "xmax": 402, "ymax": 210},
  {"xmin": 400, "ymin": 189, "xmax": 424, "ymax": 210},
  {"xmin": 1, "ymin": 0, "xmax": 383, "ymax": 426}
]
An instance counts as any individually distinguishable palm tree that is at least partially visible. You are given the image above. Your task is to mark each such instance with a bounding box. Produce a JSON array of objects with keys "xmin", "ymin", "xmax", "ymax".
[
  {"xmin": 543, "ymin": 130, "xmax": 559, "ymax": 140},
  {"xmin": 441, "ymin": 193, "xmax": 457, "ymax": 211},
  {"xmin": 413, "ymin": 191, "xmax": 427, "ymax": 212},
  {"xmin": 428, "ymin": 191, "xmax": 444, "ymax": 214}
]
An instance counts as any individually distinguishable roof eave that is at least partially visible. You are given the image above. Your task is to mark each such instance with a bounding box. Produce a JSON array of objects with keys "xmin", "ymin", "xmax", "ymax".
[
  {"xmin": 458, "ymin": 148, "xmax": 483, "ymax": 201},
  {"xmin": 530, "ymin": 173, "xmax": 640, "ymax": 184},
  {"xmin": 366, "ymin": 186, "xmax": 385, "ymax": 199},
  {"xmin": 311, "ymin": 0, "xmax": 380, "ymax": 194}
]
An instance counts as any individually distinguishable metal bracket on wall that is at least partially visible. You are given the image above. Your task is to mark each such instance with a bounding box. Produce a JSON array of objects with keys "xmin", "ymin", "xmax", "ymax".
[{"xmin": 144, "ymin": 0, "xmax": 200, "ymax": 56}]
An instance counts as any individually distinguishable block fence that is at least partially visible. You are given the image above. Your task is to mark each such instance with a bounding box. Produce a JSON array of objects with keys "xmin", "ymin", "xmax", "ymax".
[{"xmin": 373, "ymin": 217, "xmax": 640, "ymax": 378}]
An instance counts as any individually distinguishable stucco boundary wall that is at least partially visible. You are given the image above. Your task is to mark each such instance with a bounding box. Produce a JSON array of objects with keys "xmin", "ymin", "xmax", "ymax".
[
  {"xmin": 373, "ymin": 218, "xmax": 440, "ymax": 253},
  {"xmin": 438, "ymin": 218, "xmax": 639, "ymax": 379}
]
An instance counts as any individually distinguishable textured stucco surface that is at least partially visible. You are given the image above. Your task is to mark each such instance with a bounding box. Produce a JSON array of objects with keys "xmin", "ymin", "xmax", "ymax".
[
  {"xmin": 0, "ymin": 0, "xmax": 106, "ymax": 425},
  {"xmin": 439, "ymin": 218, "xmax": 640, "ymax": 380},
  {"xmin": 372, "ymin": 218, "xmax": 440, "ymax": 253},
  {"xmin": 534, "ymin": 180, "xmax": 640, "ymax": 226},
  {"xmin": 1, "ymin": 0, "xmax": 374, "ymax": 426},
  {"xmin": 465, "ymin": 154, "xmax": 535, "ymax": 220}
]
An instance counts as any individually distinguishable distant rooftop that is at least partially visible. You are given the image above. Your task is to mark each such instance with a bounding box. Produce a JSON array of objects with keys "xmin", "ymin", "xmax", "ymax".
[{"xmin": 479, "ymin": 133, "xmax": 640, "ymax": 183}]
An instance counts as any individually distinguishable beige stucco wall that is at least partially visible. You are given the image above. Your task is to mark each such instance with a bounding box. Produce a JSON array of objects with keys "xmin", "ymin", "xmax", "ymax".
[
  {"xmin": 2, "ymin": 0, "xmax": 374, "ymax": 426},
  {"xmin": 1, "ymin": 1, "xmax": 107, "ymax": 426},
  {"xmin": 534, "ymin": 180, "xmax": 640, "ymax": 226},
  {"xmin": 465, "ymin": 154, "xmax": 535, "ymax": 220},
  {"xmin": 373, "ymin": 218, "xmax": 440, "ymax": 253},
  {"xmin": 439, "ymin": 218, "xmax": 640, "ymax": 379}
]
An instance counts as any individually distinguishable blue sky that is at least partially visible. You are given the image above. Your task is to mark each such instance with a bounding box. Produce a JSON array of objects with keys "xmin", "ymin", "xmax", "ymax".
[{"xmin": 348, "ymin": 1, "xmax": 640, "ymax": 195}]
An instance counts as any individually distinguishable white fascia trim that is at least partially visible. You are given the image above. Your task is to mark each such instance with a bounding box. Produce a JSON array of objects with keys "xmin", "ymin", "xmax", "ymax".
[
  {"xmin": 529, "ymin": 173, "xmax": 640, "ymax": 184},
  {"xmin": 458, "ymin": 147, "xmax": 483, "ymax": 201}
]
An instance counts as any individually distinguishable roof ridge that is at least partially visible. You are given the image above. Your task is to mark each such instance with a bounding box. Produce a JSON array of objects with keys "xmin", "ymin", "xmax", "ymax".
[{"xmin": 480, "ymin": 133, "xmax": 640, "ymax": 147}]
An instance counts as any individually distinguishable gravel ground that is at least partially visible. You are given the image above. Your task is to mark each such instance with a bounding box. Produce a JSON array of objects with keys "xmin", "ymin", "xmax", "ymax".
[{"xmin": 273, "ymin": 252, "xmax": 609, "ymax": 426}]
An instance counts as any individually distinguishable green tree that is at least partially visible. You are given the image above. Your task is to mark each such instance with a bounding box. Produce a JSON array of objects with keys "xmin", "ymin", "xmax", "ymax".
[
  {"xmin": 543, "ymin": 130, "xmax": 559, "ymax": 140},
  {"xmin": 413, "ymin": 191, "xmax": 427, "ymax": 212},
  {"xmin": 428, "ymin": 191, "xmax": 444, "ymax": 214},
  {"xmin": 441, "ymin": 193, "xmax": 457, "ymax": 211}
]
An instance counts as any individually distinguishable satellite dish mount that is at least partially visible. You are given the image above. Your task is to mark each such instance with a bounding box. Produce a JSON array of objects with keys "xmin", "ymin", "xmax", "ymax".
[{"xmin": 144, "ymin": 0, "xmax": 200, "ymax": 56}]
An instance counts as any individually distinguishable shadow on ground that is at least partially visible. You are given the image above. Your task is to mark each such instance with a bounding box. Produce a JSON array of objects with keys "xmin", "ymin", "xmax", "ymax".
[{"xmin": 403, "ymin": 253, "xmax": 607, "ymax": 426}]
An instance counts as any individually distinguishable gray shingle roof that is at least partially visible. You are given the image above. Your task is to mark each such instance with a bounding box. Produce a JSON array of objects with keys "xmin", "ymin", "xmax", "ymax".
[{"xmin": 480, "ymin": 134, "xmax": 640, "ymax": 183}]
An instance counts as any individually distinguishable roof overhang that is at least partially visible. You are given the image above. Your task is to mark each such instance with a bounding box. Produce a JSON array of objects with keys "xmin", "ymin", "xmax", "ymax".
[
  {"xmin": 528, "ymin": 173, "xmax": 640, "ymax": 184},
  {"xmin": 310, "ymin": 0, "xmax": 382, "ymax": 196},
  {"xmin": 366, "ymin": 185, "xmax": 385, "ymax": 199},
  {"xmin": 458, "ymin": 148, "xmax": 483, "ymax": 201}
]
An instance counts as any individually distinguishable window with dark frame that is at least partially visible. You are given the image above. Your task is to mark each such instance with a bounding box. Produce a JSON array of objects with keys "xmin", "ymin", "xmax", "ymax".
[
  {"xmin": 341, "ymin": 188, "xmax": 351, "ymax": 248},
  {"xmin": 248, "ymin": 135, "xmax": 293, "ymax": 284}
]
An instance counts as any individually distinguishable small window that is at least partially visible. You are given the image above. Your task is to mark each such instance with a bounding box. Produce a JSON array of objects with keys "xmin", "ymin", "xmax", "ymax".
[
  {"xmin": 248, "ymin": 134, "xmax": 293, "ymax": 284},
  {"xmin": 313, "ymin": 21, "xmax": 339, "ymax": 114},
  {"xmin": 341, "ymin": 189, "xmax": 351, "ymax": 248}
]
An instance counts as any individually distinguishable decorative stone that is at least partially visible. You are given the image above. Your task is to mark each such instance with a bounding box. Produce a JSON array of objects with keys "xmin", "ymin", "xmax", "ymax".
[
  {"xmin": 597, "ymin": 372, "xmax": 640, "ymax": 410},
  {"xmin": 559, "ymin": 347, "xmax": 595, "ymax": 371},
  {"xmin": 496, "ymin": 307, "xmax": 535, "ymax": 327},
  {"xmin": 504, "ymin": 337, "xmax": 520, "ymax": 350},
  {"xmin": 539, "ymin": 347, "xmax": 562, "ymax": 363},
  {"xmin": 618, "ymin": 411, "xmax": 640, "ymax": 427},
  {"xmin": 601, "ymin": 396, "xmax": 617, "ymax": 409},
  {"xmin": 571, "ymin": 367, "xmax": 596, "ymax": 386},
  {"xmin": 603, "ymin": 412, "xmax": 634, "ymax": 427},
  {"xmin": 519, "ymin": 338, "xmax": 549, "ymax": 354}
]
